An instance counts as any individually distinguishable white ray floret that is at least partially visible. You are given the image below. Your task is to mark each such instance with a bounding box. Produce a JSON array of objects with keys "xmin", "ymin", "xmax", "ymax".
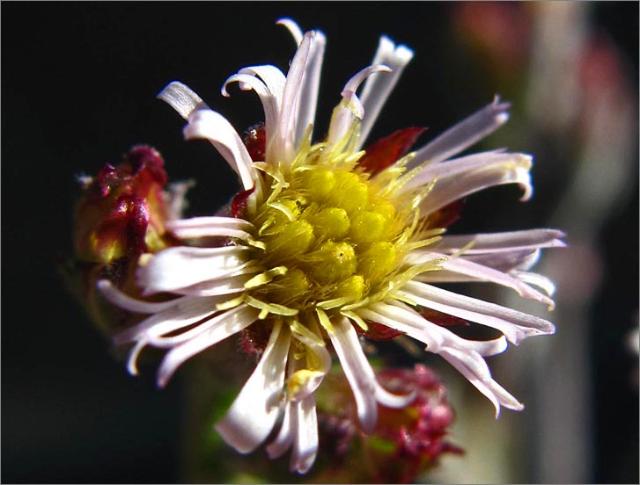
[
  {"xmin": 215, "ymin": 321, "xmax": 291, "ymax": 453},
  {"xmin": 412, "ymin": 96, "xmax": 511, "ymax": 167},
  {"xmin": 358, "ymin": 35, "xmax": 414, "ymax": 148}
]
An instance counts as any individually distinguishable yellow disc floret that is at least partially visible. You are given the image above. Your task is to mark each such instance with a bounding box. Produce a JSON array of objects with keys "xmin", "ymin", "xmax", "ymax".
[{"xmin": 235, "ymin": 133, "xmax": 436, "ymax": 324}]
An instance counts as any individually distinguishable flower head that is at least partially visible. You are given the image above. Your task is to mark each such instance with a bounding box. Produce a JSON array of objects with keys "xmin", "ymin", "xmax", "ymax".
[{"xmin": 96, "ymin": 19, "xmax": 563, "ymax": 473}]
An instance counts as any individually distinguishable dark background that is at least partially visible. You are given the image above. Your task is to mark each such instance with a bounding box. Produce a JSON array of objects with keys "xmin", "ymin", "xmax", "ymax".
[{"xmin": 2, "ymin": 2, "xmax": 638, "ymax": 483}]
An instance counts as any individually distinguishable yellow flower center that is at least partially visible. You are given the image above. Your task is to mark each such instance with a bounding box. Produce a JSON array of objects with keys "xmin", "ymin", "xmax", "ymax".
[{"xmin": 234, "ymin": 131, "xmax": 442, "ymax": 331}]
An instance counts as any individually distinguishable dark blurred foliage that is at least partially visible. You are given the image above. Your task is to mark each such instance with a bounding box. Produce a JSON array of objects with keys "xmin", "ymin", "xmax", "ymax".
[{"xmin": 2, "ymin": 2, "xmax": 637, "ymax": 483}]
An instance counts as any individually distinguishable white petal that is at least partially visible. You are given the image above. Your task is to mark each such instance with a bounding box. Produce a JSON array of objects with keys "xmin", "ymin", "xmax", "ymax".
[
  {"xmin": 328, "ymin": 318, "xmax": 378, "ymax": 433},
  {"xmin": 412, "ymin": 97, "xmax": 511, "ymax": 166},
  {"xmin": 400, "ymin": 281, "xmax": 555, "ymax": 344},
  {"xmin": 273, "ymin": 32, "xmax": 313, "ymax": 164},
  {"xmin": 439, "ymin": 347, "xmax": 524, "ymax": 417},
  {"xmin": 222, "ymin": 73, "xmax": 279, "ymax": 146},
  {"xmin": 167, "ymin": 216, "xmax": 253, "ymax": 230},
  {"xmin": 375, "ymin": 383, "xmax": 416, "ymax": 408},
  {"xmin": 170, "ymin": 273, "xmax": 253, "ymax": 297},
  {"xmin": 166, "ymin": 216, "xmax": 254, "ymax": 241},
  {"xmin": 390, "ymin": 300, "xmax": 510, "ymax": 357},
  {"xmin": 266, "ymin": 401, "xmax": 295, "ymax": 459},
  {"xmin": 290, "ymin": 395, "xmax": 318, "ymax": 474},
  {"xmin": 360, "ymin": 302, "xmax": 507, "ymax": 357},
  {"xmin": 184, "ymin": 109, "xmax": 258, "ymax": 193},
  {"xmin": 326, "ymin": 101, "xmax": 359, "ymax": 149},
  {"xmin": 512, "ymin": 271, "xmax": 557, "ymax": 297},
  {"xmin": 276, "ymin": 17, "xmax": 304, "ymax": 46},
  {"xmin": 294, "ymin": 31, "xmax": 326, "ymax": 148},
  {"xmin": 407, "ymin": 249, "xmax": 541, "ymax": 276},
  {"xmin": 344, "ymin": 65, "xmax": 392, "ymax": 98},
  {"xmin": 97, "ymin": 279, "xmax": 189, "ymax": 314},
  {"xmin": 136, "ymin": 245, "xmax": 250, "ymax": 295},
  {"xmin": 215, "ymin": 322, "xmax": 291, "ymax": 453},
  {"xmin": 357, "ymin": 302, "xmax": 445, "ymax": 352},
  {"xmin": 404, "ymin": 150, "xmax": 527, "ymax": 192},
  {"xmin": 326, "ymin": 65, "xmax": 392, "ymax": 147},
  {"xmin": 113, "ymin": 295, "xmax": 223, "ymax": 345},
  {"xmin": 156, "ymin": 305, "xmax": 259, "ymax": 387},
  {"xmin": 358, "ymin": 36, "xmax": 414, "ymax": 148},
  {"xmin": 125, "ymin": 339, "xmax": 148, "ymax": 376},
  {"xmin": 147, "ymin": 302, "xmax": 250, "ymax": 349},
  {"xmin": 432, "ymin": 253, "xmax": 555, "ymax": 307},
  {"xmin": 361, "ymin": 303, "xmax": 515, "ymax": 415},
  {"xmin": 238, "ymin": 65, "xmax": 287, "ymax": 109},
  {"xmin": 432, "ymin": 229, "xmax": 567, "ymax": 254},
  {"xmin": 157, "ymin": 81, "xmax": 208, "ymax": 119},
  {"xmin": 420, "ymin": 157, "xmax": 533, "ymax": 215},
  {"xmin": 465, "ymin": 249, "xmax": 541, "ymax": 272}
]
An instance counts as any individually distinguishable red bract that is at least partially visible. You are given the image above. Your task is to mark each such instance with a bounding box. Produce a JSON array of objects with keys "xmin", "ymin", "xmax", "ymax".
[
  {"xmin": 359, "ymin": 127, "xmax": 426, "ymax": 175},
  {"xmin": 231, "ymin": 187, "xmax": 255, "ymax": 219},
  {"xmin": 420, "ymin": 308, "xmax": 470, "ymax": 327},
  {"xmin": 242, "ymin": 123, "xmax": 266, "ymax": 162},
  {"xmin": 425, "ymin": 198, "xmax": 465, "ymax": 229},
  {"xmin": 356, "ymin": 320, "xmax": 404, "ymax": 340}
]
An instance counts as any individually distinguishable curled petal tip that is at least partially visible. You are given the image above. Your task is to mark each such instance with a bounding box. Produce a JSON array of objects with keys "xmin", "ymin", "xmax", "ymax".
[
  {"xmin": 156, "ymin": 372, "xmax": 170, "ymax": 389},
  {"xmin": 342, "ymin": 64, "xmax": 392, "ymax": 98},
  {"xmin": 276, "ymin": 18, "xmax": 304, "ymax": 45},
  {"xmin": 519, "ymin": 179, "xmax": 534, "ymax": 201}
]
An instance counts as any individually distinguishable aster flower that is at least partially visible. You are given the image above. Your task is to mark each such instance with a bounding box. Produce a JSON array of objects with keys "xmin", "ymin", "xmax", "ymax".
[{"xmin": 96, "ymin": 19, "xmax": 563, "ymax": 473}]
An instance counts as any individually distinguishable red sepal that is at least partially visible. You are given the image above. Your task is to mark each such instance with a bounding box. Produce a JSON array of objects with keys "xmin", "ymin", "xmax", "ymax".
[{"xmin": 359, "ymin": 127, "xmax": 427, "ymax": 176}]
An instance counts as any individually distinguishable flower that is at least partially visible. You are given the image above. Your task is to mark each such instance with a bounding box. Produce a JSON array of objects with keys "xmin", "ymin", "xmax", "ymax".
[{"xmin": 96, "ymin": 18, "xmax": 563, "ymax": 473}]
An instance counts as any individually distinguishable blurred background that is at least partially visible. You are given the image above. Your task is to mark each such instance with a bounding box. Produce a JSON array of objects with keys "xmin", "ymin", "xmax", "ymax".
[{"xmin": 2, "ymin": 2, "xmax": 637, "ymax": 483}]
